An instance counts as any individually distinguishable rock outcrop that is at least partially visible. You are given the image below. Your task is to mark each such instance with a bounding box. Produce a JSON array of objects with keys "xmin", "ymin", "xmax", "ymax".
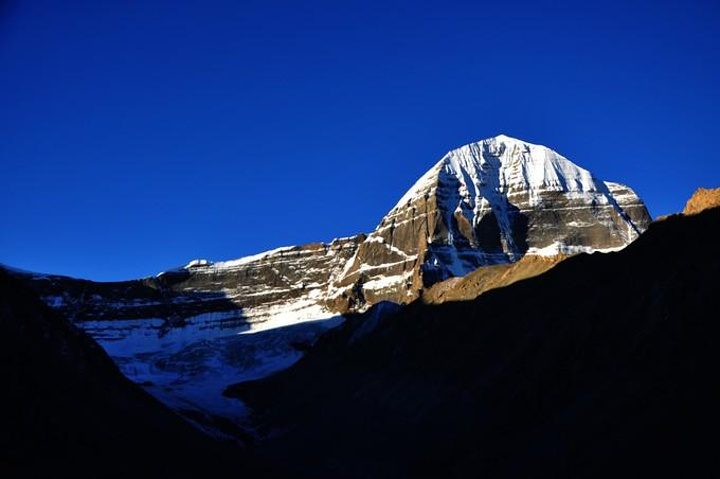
[{"xmin": 683, "ymin": 187, "xmax": 720, "ymax": 215}]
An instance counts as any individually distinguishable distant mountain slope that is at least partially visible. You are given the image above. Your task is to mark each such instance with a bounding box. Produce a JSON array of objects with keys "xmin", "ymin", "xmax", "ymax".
[
  {"xmin": 227, "ymin": 207, "xmax": 720, "ymax": 479},
  {"xmin": 0, "ymin": 268, "xmax": 269, "ymax": 478}
]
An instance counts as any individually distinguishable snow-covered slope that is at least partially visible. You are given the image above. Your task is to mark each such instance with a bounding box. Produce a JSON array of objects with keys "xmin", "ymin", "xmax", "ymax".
[
  {"xmin": 10, "ymin": 237, "xmax": 362, "ymax": 433},
  {"xmin": 83, "ymin": 312, "xmax": 343, "ymax": 437}
]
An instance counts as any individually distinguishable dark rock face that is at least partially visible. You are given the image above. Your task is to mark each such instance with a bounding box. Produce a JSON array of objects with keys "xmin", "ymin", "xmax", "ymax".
[
  {"xmin": 0, "ymin": 268, "xmax": 266, "ymax": 478},
  {"xmin": 330, "ymin": 135, "xmax": 651, "ymax": 308},
  {"xmin": 227, "ymin": 207, "xmax": 720, "ymax": 479}
]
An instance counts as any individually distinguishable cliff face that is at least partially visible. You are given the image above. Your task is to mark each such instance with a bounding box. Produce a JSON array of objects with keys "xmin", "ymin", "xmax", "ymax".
[
  {"xmin": 330, "ymin": 135, "xmax": 651, "ymax": 309},
  {"xmin": 19, "ymin": 235, "xmax": 364, "ymax": 329}
]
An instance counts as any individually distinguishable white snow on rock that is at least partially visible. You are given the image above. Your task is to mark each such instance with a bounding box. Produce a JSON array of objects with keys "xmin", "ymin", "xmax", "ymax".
[
  {"xmin": 211, "ymin": 246, "xmax": 297, "ymax": 270},
  {"xmin": 338, "ymin": 134, "xmax": 649, "ymax": 301},
  {"xmin": 525, "ymin": 243, "xmax": 625, "ymax": 256},
  {"xmin": 185, "ymin": 259, "xmax": 212, "ymax": 268},
  {"xmin": 394, "ymin": 135, "xmax": 606, "ymax": 212}
]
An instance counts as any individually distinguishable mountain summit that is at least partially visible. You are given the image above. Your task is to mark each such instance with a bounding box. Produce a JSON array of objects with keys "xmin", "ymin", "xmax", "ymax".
[{"xmin": 330, "ymin": 135, "xmax": 651, "ymax": 308}]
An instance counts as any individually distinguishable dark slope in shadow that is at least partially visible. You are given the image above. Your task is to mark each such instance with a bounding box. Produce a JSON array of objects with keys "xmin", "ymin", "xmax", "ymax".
[
  {"xmin": 228, "ymin": 208, "xmax": 720, "ymax": 479},
  {"xmin": 0, "ymin": 268, "xmax": 274, "ymax": 478}
]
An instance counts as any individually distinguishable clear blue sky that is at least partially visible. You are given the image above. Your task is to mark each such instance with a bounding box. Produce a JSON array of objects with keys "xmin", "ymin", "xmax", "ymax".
[{"xmin": 2, "ymin": 0, "xmax": 718, "ymax": 281}]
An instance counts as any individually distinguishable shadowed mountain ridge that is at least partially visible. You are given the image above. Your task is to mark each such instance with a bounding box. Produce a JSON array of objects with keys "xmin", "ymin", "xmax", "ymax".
[{"xmin": 227, "ymin": 207, "xmax": 720, "ymax": 479}]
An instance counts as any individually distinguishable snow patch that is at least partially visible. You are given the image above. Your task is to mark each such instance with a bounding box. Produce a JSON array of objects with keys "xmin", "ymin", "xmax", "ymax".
[
  {"xmin": 526, "ymin": 242, "xmax": 624, "ymax": 256},
  {"xmin": 185, "ymin": 259, "xmax": 212, "ymax": 268},
  {"xmin": 362, "ymin": 272, "xmax": 412, "ymax": 291}
]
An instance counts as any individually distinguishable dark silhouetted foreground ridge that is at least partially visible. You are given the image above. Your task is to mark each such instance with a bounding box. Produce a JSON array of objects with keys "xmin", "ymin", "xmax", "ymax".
[{"xmin": 228, "ymin": 207, "xmax": 720, "ymax": 479}]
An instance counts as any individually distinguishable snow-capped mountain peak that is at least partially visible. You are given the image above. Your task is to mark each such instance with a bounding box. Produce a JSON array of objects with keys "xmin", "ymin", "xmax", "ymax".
[{"xmin": 333, "ymin": 135, "xmax": 651, "ymax": 309}]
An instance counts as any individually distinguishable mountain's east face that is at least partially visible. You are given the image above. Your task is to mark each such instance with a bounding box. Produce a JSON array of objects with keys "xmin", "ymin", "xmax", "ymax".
[
  {"xmin": 8, "ymin": 134, "xmax": 651, "ymax": 432},
  {"xmin": 329, "ymin": 135, "xmax": 651, "ymax": 308}
]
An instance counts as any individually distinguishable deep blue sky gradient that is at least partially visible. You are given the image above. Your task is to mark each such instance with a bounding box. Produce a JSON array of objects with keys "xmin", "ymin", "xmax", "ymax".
[{"xmin": 2, "ymin": 0, "xmax": 719, "ymax": 280}]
